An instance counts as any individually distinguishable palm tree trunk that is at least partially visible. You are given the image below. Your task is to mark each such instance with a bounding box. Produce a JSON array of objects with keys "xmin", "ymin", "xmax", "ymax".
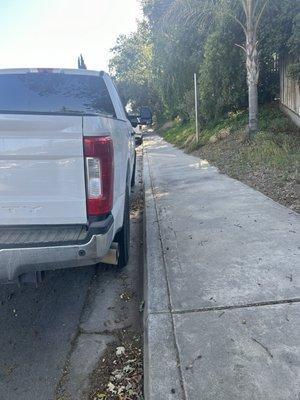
[
  {"xmin": 248, "ymin": 80, "xmax": 258, "ymax": 137},
  {"xmin": 245, "ymin": 0, "xmax": 259, "ymax": 139}
]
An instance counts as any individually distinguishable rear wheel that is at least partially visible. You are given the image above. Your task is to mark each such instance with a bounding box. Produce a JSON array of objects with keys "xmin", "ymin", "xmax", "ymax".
[{"xmin": 115, "ymin": 188, "xmax": 130, "ymax": 268}]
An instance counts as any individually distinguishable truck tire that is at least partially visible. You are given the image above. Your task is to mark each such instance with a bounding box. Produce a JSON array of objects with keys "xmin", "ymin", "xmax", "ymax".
[
  {"xmin": 131, "ymin": 152, "xmax": 136, "ymax": 188},
  {"xmin": 116, "ymin": 188, "xmax": 130, "ymax": 268}
]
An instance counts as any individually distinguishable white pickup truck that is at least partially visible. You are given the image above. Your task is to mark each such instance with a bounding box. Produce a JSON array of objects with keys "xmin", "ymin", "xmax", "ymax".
[{"xmin": 0, "ymin": 68, "xmax": 151, "ymax": 283}]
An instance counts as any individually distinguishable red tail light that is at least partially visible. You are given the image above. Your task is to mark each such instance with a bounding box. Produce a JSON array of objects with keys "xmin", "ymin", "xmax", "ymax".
[{"xmin": 84, "ymin": 136, "xmax": 114, "ymax": 217}]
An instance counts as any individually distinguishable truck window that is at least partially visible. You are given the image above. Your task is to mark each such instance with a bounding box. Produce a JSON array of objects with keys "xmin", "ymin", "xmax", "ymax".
[{"xmin": 0, "ymin": 73, "xmax": 116, "ymax": 117}]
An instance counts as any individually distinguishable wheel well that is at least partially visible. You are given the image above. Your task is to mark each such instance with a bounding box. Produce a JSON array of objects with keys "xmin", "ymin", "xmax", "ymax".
[
  {"xmin": 114, "ymin": 164, "xmax": 130, "ymax": 240},
  {"xmin": 126, "ymin": 162, "xmax": 131, "ymax": 188}
]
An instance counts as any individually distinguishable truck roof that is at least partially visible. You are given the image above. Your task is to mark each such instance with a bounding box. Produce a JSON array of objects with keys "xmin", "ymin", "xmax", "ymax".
[{"xmin": 0, "ymin": 68, "xmax": 107, "ymax": 77}]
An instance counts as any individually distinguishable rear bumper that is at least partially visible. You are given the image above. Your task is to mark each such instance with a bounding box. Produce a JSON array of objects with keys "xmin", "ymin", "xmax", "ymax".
[{"xmin": 0, "ymin": 217, "xmax": 114, "ymax": 281}]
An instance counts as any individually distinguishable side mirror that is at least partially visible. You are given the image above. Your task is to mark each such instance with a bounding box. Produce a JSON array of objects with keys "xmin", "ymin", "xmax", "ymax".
[{"xmin": 128, "ymin": 115, "xmax": 139, "ymax": 128}]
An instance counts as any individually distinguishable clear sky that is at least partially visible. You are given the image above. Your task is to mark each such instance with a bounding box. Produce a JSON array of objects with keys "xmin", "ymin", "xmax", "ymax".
[{"xmin": 0, "ymin": 0, "xmax": 142, "ymax": 71}]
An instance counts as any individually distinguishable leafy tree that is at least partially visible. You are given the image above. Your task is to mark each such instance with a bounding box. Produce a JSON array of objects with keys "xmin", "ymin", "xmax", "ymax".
[
  {"xmin": 109, "ymin": 21, "xmax": 161, "ymax": 114},
  {"xmin": 143, "ymin": 0, "xmax": 216, "ymax": 119},
  {"xmin": 109, "ymin": 0, "xmax": 297, "ymax": 130},
  {"xmin": 199, "ymin": 12, "xmax": 247, "ymax": 122},
  {"xmin": 257, "ymin": 0, "xmax": 297, "ymax": 102},
  {"xmin": 287, "ymin": 12, "xmax": 300, "ymax": 82}
]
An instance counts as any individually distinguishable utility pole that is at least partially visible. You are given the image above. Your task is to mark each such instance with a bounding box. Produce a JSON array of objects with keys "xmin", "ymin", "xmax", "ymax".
[{"xmin": 194, "ymin": 73, "xmax": 199, "ymax": 141}]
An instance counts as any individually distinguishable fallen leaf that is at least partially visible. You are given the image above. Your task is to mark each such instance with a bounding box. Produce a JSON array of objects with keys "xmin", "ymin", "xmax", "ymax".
[
  {"xmin": 107, "ymin": 382, "xmax": 116, "ymax": 393},
  {"xmin": 116, "ymin": 346, "xmax": 125, "ymax": 357}
]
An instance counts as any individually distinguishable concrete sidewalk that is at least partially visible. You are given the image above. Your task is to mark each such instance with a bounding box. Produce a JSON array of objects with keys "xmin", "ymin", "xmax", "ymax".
[{"xmin": 143, "ymin": 134, "xmax": 300, "ymax": 400}]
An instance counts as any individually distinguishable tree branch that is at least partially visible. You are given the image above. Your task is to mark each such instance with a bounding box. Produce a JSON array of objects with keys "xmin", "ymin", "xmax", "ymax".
[
  {"xmin": 240, "ymin": 0, "xmax": 247, "ymax": 17},
  {"xmin": 235, "ymin": 43, "xmax": 247, "ymax": 53},
  {"xmin": 228, "ymin": 12, "xmax": 247, "ymax": 35},
  {"xmin": 255, "ymin": 0, "xmax": 269, "ymax": 32},
  {"xmin": 252, "ymin": 0, "xmax": 260, "ymax": 19}
]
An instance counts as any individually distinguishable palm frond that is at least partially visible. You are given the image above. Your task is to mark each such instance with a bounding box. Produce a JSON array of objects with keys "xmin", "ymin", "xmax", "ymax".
[{"xmin": 160, "ymin": 0, "xmax": 217, "ymax": 32}]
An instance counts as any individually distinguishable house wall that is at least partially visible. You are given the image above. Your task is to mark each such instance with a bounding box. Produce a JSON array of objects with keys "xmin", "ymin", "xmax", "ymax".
[{"xmin": 280, "ymin": 56, "xmax": 300, "ymax": 127}]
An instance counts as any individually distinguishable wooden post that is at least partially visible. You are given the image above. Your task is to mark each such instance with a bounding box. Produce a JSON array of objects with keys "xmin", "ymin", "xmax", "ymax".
[{"xmin": 194, "ymin": 73, "xmax": 199, "ymax": 141}]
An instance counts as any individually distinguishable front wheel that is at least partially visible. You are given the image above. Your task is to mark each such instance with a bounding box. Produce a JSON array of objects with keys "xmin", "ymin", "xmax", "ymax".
[{"xmin": 115, "ymin": 188, "xmax": 130, "ymax": 268}]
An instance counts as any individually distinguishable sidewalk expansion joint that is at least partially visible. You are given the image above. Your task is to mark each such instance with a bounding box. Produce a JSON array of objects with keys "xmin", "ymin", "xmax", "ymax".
[{"xmin": 163, "ymin": 298, "xmax": 300, "ymax": 316}]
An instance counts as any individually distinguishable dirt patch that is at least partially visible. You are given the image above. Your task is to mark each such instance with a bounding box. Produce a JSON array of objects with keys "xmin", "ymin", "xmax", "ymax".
[
  {"xmin": 88, "ymin": 329, "xmax": 143, "ymax": 400},
  {"xmin": 192, "ymin": 130, "xmax": 300, "ymax": 213}
]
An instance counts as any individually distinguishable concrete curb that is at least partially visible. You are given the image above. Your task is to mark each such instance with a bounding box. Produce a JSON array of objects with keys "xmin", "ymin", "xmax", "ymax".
[{"xmin": 143, "ymin": 144, "xmax": 184, "ymax": 400}]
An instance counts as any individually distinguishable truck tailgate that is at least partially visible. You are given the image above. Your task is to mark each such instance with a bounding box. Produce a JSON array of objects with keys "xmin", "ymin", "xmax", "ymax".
[{"xmin": 0, "ymin": 114, "xmax": 87, "ymax": 225}]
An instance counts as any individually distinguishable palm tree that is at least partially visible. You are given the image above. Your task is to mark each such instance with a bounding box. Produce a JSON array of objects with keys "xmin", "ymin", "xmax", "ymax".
[
  {"xmin": 163, "ymin": 0, "xmax": 269, "ymax": 138},
  {"xmin": 233, "ymin": 0, "xmax": 269, "ymax": 138}
]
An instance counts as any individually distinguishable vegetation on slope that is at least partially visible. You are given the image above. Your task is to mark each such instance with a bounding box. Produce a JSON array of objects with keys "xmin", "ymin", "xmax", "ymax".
[{"xmin": 161, "ymin": 105, "xmax": 300, "ymax": 212}]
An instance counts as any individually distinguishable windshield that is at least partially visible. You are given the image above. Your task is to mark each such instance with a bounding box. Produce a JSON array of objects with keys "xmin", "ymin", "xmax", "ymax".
[{"xmin": 0, "ymin": 73, "xmax": 116, "ymax": 116}]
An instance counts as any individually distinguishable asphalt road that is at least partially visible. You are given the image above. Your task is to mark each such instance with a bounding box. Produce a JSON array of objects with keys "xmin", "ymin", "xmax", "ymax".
[{"xmin": 0, "ymin": 150, "xmax": 144, "ymax": 400}]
